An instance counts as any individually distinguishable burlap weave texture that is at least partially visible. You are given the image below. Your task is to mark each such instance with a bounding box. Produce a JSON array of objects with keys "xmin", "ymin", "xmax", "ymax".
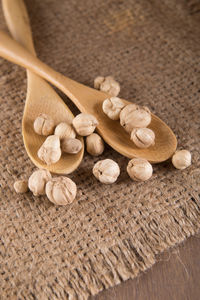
[{"xmin": 0, "ymin": 0, "xmax": 200, "ymax": 299}]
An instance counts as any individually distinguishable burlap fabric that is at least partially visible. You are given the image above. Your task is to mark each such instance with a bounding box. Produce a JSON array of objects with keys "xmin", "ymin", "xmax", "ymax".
[{"xmin": 0, "ymin": 0, "xmax": 200, "ymax": 299}]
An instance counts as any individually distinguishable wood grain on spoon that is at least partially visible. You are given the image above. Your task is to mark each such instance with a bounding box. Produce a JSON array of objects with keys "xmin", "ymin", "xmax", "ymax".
[
  {"xmin": 2, "ymin": 0, "xmax": 84, "ymax": 174},
  {"xmin": 0, "ymin": 30, "xmax": 177, "ymax": 163}
]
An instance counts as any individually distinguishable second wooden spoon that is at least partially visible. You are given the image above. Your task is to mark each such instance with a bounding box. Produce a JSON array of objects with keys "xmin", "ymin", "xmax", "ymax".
[
  {"xmin": 2, "ymin": 0, "xmax": 84, "ymax": 174},
  {"xmin": 0, "ymin": 29, "xmax": 177, "ymax": 163}
]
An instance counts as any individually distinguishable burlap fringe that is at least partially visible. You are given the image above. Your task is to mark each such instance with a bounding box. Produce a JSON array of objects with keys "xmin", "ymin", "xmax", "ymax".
[{"xmin": 14, "ymin": 196, "xmax": 199, "ymax": 300}]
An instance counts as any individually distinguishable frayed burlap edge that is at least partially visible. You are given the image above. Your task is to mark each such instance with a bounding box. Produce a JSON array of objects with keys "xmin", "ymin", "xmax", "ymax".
[{"xmin": 12, "ymin": 195, "xmax": 199, "ymax": 300}]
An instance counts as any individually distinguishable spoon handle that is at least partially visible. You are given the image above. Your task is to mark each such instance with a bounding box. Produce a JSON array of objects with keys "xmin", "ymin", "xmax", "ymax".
[
  {"xmin": 0, "ymin": 30, "xmax": 94, "ymax": 112},
  {"xmin": 2, "ymin": 0, "xmax": 36, "ymax": 54}
]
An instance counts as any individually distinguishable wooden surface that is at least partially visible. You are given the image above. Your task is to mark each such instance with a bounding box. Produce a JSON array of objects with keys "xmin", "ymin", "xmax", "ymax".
[{"xmin": 91, "ymin": 234, "xmax": 200, "ymax": 300}]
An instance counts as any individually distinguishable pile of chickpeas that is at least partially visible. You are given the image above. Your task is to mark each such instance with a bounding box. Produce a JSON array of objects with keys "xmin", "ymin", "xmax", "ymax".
[{"xmin": 14, "ymin": 76, "xmax": 192, "ymax": 206}]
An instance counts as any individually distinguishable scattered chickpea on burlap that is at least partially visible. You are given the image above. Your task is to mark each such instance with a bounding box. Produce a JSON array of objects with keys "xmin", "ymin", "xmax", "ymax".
[{"xmin": 94, "ymin": 76, "xmax": 120, "ymax": 97}]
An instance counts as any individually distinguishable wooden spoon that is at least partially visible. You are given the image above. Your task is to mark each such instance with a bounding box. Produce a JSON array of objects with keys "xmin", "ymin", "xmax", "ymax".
[
  {"xmin": 1, "ymin": 0, "xmax": 84, "ymax": 174},
  {"xmin": 0, "ymin": 30, "xmax": 177, "ymax": 163}
]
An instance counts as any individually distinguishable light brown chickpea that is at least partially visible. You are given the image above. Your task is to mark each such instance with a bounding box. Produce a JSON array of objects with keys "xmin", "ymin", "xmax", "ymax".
[{"xmin": 86, "ymin": 133, "xmax": 104, "ymax": 156}]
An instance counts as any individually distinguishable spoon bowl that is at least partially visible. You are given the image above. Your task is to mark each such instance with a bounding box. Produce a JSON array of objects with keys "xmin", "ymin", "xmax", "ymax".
[
  {"xmin": 2, "ymin": 0, "xmax": 84, "ymax": 174},
  {"xmin": 0, "ymin": 30, "xmax": 177, "ymax": 163},
  {"xmin": 94, "ymin": 99, "xmax": 176, "ymax": 162},
  {"xmin": 66, "ymin": 85, "xmax": 177, "ymax": 162},
  {"xmin": 22, "ymin": 74, "xmax": 84, "ymax": 174}
]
